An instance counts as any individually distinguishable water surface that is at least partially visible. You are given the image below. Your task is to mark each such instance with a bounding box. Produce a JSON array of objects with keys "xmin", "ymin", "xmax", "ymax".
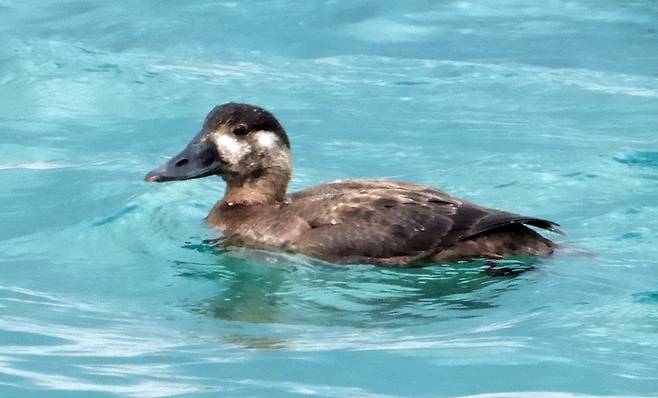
[{"xmin": 1, "ymin": 1, "xmax": 658, "ymax": 397}]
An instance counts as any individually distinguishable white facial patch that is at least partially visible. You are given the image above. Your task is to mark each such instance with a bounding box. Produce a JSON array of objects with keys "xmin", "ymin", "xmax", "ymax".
[
  {"xmin": 254, "ymin": 130, "xmax": 280, "ymax": 150},
  {"xmin": 211, "ymin": 133, "xmax": 251, "ymax": 165},
  {"xmin": 254, "ymin": 130, "xmax": 291, "ymax": 171}
]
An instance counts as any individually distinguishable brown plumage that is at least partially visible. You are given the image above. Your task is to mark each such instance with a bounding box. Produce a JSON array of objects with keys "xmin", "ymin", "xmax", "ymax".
[{"xmin": 146, "ymin": 103, "xmax": 563, "ymax": 267}]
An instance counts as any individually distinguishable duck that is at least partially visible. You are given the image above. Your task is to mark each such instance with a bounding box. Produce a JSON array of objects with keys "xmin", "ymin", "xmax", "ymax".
[{"xmin": 145, "ymin": 103, "xmax": 563, "ymax": 267}]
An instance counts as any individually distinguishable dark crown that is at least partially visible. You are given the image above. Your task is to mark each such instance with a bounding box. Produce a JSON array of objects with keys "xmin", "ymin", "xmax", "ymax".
[{"xmin": 204, "ymin": 103, "xmax": 290, "ymax": 148}]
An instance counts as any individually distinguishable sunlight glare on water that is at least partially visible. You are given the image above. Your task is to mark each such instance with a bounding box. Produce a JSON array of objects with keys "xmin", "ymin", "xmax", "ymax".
[{"xmin": 1, "ymin": 0, "xmax": 657, "ymax": 397}]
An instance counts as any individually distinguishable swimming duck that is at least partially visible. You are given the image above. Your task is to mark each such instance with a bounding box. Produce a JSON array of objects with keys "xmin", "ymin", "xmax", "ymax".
[{"xmin": 145, "ymin": 103, "xmax": 563, "ymax": 266}]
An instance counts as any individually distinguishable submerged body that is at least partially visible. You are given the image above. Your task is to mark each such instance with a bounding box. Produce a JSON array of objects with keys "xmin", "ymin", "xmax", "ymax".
[{"xmin": 146, "ymin": 103, "xmax": 562, "ymax": 266}]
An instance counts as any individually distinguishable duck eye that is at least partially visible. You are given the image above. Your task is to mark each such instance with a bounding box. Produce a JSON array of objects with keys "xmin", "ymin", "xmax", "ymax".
[{"xmin": 234, "ymin": 124, "xmax": 248, "ymax": 136}]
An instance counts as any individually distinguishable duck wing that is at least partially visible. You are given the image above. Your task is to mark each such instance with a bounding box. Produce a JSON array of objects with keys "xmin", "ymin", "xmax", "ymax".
[{"xmin": 288, "ymin": 180, "xmax": 561, "ymax": 266}]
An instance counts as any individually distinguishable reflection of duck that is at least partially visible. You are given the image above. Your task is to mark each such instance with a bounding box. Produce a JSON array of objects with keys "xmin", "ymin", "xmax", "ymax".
[
  {"xmin": 146, "ymin": 103, "xmax": 563, "ymax": 266},
  {"xmin": 176, "ymin": 252, "xmax": 537, "ymax": 329}
]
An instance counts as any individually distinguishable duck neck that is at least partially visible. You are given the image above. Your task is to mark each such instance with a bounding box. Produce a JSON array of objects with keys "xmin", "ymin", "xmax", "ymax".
[{"xmin": 221, "ymin": 168, "xmax": 290, "ymax": 207}]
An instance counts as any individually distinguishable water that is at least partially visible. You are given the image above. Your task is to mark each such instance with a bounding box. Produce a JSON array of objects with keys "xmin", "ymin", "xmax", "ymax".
[{"xmin": 1, "ymin": 0, "xmax": 657, "ymax": 397}]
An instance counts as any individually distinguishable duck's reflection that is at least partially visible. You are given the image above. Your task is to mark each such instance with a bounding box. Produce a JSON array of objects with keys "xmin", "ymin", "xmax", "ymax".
[{"xmin": 175, "ymin": 243, "xmax": 540, "ymax": 330}]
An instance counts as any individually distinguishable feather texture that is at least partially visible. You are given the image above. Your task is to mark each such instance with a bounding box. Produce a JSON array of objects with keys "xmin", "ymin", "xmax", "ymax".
[{"xmin": 210, "ymin": 179, "xmax": 561, "ymax": 266}]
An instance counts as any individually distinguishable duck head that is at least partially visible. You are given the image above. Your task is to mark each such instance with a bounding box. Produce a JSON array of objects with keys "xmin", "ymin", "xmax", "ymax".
[{"xmin": 145, "ymin": 103, "xmax": 292, "ymax": 203}]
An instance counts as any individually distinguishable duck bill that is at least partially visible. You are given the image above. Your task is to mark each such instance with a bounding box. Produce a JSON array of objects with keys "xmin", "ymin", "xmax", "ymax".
[{"xmin": 145, "ymin": 133, "xmax": 222, "ymax": 183}]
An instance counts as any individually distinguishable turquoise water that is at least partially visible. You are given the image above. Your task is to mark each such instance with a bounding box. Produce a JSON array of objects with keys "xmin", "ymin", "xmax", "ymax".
[{"xmin": 1, "ymin": 0, "xmax": 658, "ymax": 397}]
